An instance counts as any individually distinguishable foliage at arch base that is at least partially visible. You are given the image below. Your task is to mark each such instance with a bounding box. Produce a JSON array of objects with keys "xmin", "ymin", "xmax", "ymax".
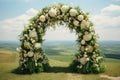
[{"xmin": 16, "ymin": 3, "xmax": 105, "ymax": 74}]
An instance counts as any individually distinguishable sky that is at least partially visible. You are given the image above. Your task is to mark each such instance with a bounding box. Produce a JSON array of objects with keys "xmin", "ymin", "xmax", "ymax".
[{"xmin": 0, "ymin": 0, "xmax": 120, "ymax": 41}]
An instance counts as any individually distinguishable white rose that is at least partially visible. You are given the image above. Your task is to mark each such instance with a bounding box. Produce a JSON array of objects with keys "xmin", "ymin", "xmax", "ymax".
[
  {"xmin": 28, "ymin": 51, "xmax": 34, "ymax": 57},
  {"xmin": 85, "ymin": 45, "xmax": 93, "ymax": 53},
  {"xmin": 39, "ymin": 15, "xmax": 46, "ymax": 22},
  {"xmin": 77, "ymin": 15, "xmax": 84, "ymax": 21},
  {"xmin": 16, "ymin": 47, "xmax": 21, "ymax": 52},
  {"xmin": 83, "ymin": 33, "xmax": 92, "ymax": 41},
  {"xmin": 80, "ymin": 57, "xmax": 87, "ymax": 65},
  {"xmin": 29, "ymin": 29, "xmax": 38, "ymax": 40},
  {"xmin": 35, "ymin": 43, "xmax": 41, "ymax": 49},
  {"xmin": 49, "ymin": 8, "xmax": 57, "ymax": 17},
  {"xmin": 69, "ymin": 9, "xmax": 78, "ymax": 17},
  {"xmin": 80, "ymin": 20, "xmax": 89, "ymax": 30},
  {"xmin": 73, "ymin": 20, "xmax": 79, "ymax": 27},
  {"xmin": 80, "ymin": 57, "xmax": 90, "ymax": 65},
  {"xmin": 61, "ymin": 5, "xmax": 69, "ymax": 13},
  {"xmin": 24, "ymin": 41, "xmax": 32, "ymax": 49},
  {"xmin": 81, "ymin": 40, "xmax": 85, "ymax": 45}
]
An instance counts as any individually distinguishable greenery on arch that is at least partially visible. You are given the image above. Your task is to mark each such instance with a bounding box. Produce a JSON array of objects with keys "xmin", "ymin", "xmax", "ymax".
[{"xmin": 16, "ymin": 3, "xmax": 105, "ymax": 74}]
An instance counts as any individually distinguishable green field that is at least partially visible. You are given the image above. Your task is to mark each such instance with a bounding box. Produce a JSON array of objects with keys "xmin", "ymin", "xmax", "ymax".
[{"xmin": 0, "ymin": 49, "xmax": 120, "ymax": 80}]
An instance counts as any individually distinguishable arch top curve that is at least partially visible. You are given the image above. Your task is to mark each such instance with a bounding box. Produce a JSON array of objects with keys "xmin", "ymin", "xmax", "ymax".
[
  {"xmin": 17, "ymin": 3, "xmax": 105, "ymax": 74},
  {"xmin": 28, "ymin": 3, "xmax": 93, "ymax": 32}
]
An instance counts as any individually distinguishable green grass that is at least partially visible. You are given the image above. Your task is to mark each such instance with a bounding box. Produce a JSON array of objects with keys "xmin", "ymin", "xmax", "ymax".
[
  {"xmin": 0, "ymin": 49, "xmax": 120, "ymax": 80},
  {"xmin": 104, "ymin": 58, "xmax": 120, "ymax": 62},
  {"xmin": 103, "ymin": 62, "xmax": 120, "ymax": 76},
  {"xmin": 47, "ymin": 55, "xmax": 74, "ymax": 62}
]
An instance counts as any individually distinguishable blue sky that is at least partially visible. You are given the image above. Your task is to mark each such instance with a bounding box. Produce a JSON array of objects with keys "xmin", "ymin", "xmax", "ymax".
[
  {"xmin": 0, "ymin": 0, "xmax": 119, "ymax": 20},
  {"xmin": 0, "ymin": 0, "xmax": 120, "ymax": 41}
]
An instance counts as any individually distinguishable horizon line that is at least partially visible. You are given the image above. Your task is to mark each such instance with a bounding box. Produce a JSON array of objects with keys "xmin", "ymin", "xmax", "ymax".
[{"xmin": 0, "ymin": 40, "xmax": 120, "ymax": 42}]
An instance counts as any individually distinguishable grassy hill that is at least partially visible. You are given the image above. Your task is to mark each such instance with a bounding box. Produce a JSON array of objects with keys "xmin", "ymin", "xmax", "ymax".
[
  {"xmin": 99, "ymin": 41, "xmax": 120, "ymax": 55},
  {"xmin": 0, "ymin": 40, "xmax": 120, "ymax": 59},
  {"xmin": 0, "ymin": 49, "xmax": 120, "ymax": 80},
  {"xmin": 0, "ymin": 40, "xmax": 120, "ymax": 80}
]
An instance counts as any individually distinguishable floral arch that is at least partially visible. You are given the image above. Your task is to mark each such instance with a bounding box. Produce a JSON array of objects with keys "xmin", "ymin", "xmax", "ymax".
[{"xmin": 17, "ymin": 3, "xmax": 105, "ymax": 74}]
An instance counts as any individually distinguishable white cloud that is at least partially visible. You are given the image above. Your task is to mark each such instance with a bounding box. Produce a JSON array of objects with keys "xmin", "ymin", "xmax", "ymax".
[
  {"xmin": 26, "ymin": 8, "xmax": 38, "ymax": 16},
  {"xmin": 91, "ymin": 4, "xmax": 120, "ymax": 41},
  {"xmin": 0, "ymin": 7, "xmax": 76, "ymax": 41},
  {"xmin": 44, "ymin": 26, "xmax": 77, "ymax": 41},
  {"xmin": 0, "ymin": 8, "xmax": 38, "ymax": 41},
  {"xmin": 101, "ymin": 4, "xmax": 120, "ymax": 17},
  {"xmin": 1, "ymin": 4, "xmax": 120, "ymax": 41}
]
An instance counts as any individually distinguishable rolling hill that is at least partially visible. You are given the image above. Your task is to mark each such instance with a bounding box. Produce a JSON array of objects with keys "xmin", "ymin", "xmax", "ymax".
[{"xmin": 0, "ymin": 40, "xmax": 120, "ymax": 59}]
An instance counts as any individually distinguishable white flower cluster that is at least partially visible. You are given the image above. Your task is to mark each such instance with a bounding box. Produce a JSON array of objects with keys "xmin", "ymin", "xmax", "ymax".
[
  {"xmin": 34, "ymin": 43, "xmax": 41, "ymax": 49},
  {"xmin": 40, "ymin": 15, "xmax": 46, "ymax": 22},
  {"xmin": 24, "ymin": 40, "xmax": 32, "ymax": 50},
  {"xmin": 85, "ymin": 45, "xmax": 93, "ymax": 53},
  {"xmin": 37, "ymin": 4, "xmax": 90, "ymax": 31},
  {"xmin": 61, "ymin": 5, "xmax": 69, "ymax": 13},
  {"xmin": 83, "ymin": 33, "xmax": 92, "ymax": 41},
  {"xmin": 79, "ymin": 53, "xmax": 89, "ymax": 65},
  {"xmin": 29, "ymin": 29, "xmax": 38, "ymax": 40},
  {"xmin": 70, "ymin": 9, "xmax": 78, "ymax": 17},
  {"xmin": 28, "ymin": 51, "xmax": 34, "ymax": 57},
  {"xmin": 49, "ymin": 8, "xmax": 57, "ymax": 17},
  {"xmin": 34, "ymin": 53, "xmax": 41, "ymax": 61},
  {"xmin": 81, "ymin": 20, "xmax": 89, "ymax": 30},
  {"xmin": 16, "ymin": 47, "xmax": 21, "ymax": 52},
  {"xmin": 77, "ymin": 15, "xmax": 84, "ymax": 21}
]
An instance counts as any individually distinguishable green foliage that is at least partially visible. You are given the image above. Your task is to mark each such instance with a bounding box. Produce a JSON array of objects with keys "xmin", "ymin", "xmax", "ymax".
[
  {"xmin": 35, "ymin": 63, "xmax": 44, "ymax": 73},
  {"xmin": 91, "ymin": 64, "xmax": 100, "ymax": 73},
  {"xmin": 27, "ymin": 58, "xmax": 35, "ymax": 73},
  {"xmin": 99, "ymin": 64, "xmax": 105, "ymax": 73},
  {"xmin": 42, "ymin": 63, "xmax": 50, "ymax": 71},
  {"xmin": 74, "ymin": 6, "xmax": 81, "ymax": 13},
  {"xmin": 69, "ymin": 60, "xmax": 80, "ymax": 72},
  {"xmin": 81, "ymin": 61, "xmax": 91, "ymax": 73},
  {"xmin": 70, "ymin": 60, "xmax": 105, "ymax": 74}
]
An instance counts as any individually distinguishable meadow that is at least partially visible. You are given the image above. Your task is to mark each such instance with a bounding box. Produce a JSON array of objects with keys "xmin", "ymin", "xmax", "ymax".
[
  {"xmin": 0, "ymin": 41, "xmax": 120, "ymax": 80},
  {"xmin": 0, "ymin": 50, "xmax": 120, "ymax": 80}
]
